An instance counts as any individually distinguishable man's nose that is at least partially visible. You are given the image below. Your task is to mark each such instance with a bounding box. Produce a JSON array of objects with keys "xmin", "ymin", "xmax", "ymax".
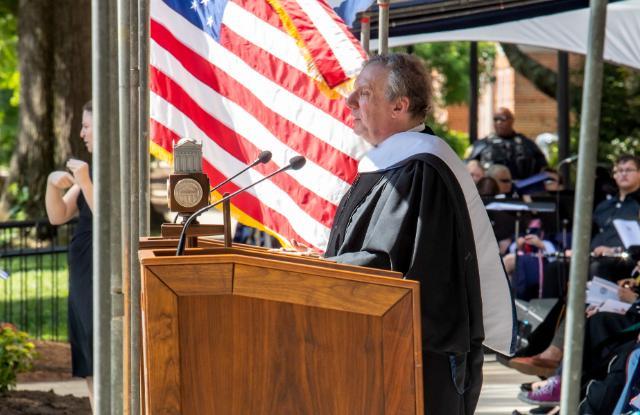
[{"xmin": 346, "ymin": 92, "xmax": 358, "ymax": 109}]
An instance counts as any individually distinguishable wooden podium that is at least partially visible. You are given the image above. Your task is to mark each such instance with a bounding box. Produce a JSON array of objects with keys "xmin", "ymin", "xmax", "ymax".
[{"xmin": 139, "ymin": 241, "xmax": 423, "ymax": 414}]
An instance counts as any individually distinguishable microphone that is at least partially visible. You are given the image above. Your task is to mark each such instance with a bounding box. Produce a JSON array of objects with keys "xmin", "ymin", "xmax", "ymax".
[
  {"xmin": 210, "ymin": 150, "xmax": 272, "ymax": 194},
  {"xmin": 176, "ymin": 155, "xmax": 306, "ymax": 255},
  {"xmin": 558, "ymin": 155, "xmax": 578, "ymax": 166},
  {"xmin": 172, "ymin": 150, "xmax": 272, "ymax": 224}
]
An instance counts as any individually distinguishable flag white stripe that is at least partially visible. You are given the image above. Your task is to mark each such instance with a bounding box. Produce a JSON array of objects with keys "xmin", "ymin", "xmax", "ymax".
[
  {"xmin": 151, "ymin": 40, "xmax": 351, "ymax": 205},
  {"xmin": 295, "ymin": 0, "xmax": 364, "ymax": 77},
  {"xmin": 151, "ymin": 93, "xmax": 332, "ymax": 247},
  {"xmin": 222, "ymin": 2, "xmax": 309, "ymax": 75},
  {"xmin": 151, "ymin": 0, "xmax": 367, "ymax": 161}
]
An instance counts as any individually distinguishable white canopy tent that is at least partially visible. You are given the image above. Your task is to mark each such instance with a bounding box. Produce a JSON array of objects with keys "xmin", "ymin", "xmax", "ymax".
[{"xmin": 371, "ymin": 0, "xmax": 640, "ymax": 69}]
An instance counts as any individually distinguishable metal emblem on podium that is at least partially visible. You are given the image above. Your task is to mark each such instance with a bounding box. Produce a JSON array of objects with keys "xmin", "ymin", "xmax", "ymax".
[{"xmin": 168, "ymin": 139, "xmax": 210, "ymax": 221}]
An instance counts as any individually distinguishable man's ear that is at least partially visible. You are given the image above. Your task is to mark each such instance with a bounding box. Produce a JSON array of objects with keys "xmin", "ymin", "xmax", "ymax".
[{"xmin": 391, "ymin": 96, "xmax": 410, "ymax": 118}]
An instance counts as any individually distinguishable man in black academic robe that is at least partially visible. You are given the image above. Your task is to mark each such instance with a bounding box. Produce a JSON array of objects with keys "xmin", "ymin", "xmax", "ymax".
[{"xmin": 324, "ymin": 53, "xmax": 515, "ymax": 415}]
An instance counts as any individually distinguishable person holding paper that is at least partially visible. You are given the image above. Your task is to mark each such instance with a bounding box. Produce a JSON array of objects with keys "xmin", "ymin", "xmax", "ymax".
[{"xmin": 590, "ymin": 154, "xmax": 640, "ymax": 280}]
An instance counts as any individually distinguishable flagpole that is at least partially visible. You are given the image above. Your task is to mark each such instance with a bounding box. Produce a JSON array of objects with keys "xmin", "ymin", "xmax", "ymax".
[
  {"xmin": 109, "ymin": 0, "xmax": 124, "ymax": 409},
  {"xmin": 92, "ymin": 0, "xmax": 116, "ymax": 412},
  {"xmin": 360, "ymin": 13, "xmax": 370, "ymax": 55},
  {"xmin": 117, "ymin": 0, "xmax": 132, "ymax": 412},
  {"xmin": 560, "ymin": 0, "xmax": 608, "ymax": 413},
  {"xmin": 139, "ymin": 0, "xmax": 150, "ymax": 236},
  {"xmin": 377, "ymin": 0, "xmax": 390, "ymax": 55},
  {"xmin": 128, "ymin": 0, "xmax": 143, "ymax": 413}
]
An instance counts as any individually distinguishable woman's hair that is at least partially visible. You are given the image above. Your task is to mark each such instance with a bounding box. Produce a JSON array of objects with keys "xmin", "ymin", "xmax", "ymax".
[
  {"xmin": 82, "ymin": 100, "xmax": 92, "ymax": 113},
  {"xmin": 476, "ymin": 177, "xmax": 500, "ymax": 197}
]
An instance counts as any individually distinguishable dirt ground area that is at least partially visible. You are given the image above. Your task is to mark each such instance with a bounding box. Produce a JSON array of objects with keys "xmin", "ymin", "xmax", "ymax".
[
  {"xmin": 0, "ymin": 390, "xmax": 91, "ymax": 415},
  {"xmin": 0, "ymin": 341, "xmax": 91, "ymax": 415},
  {"xmin": 17, "ymin": 341, "xmax": 73, "ymax": 383}
]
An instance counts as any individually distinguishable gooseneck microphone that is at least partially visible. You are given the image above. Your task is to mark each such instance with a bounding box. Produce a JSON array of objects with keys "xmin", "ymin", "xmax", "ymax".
[
  {"xmin": 172, "ymin": 150, "xmax": 272, "ymax": 224},
  {"xmin": 210, "ymin": 150, "xmax": 272, "ymax": 194},
  {"xmin": 176, "ymin": 155, "xmax": 306, "ymax": 255}
]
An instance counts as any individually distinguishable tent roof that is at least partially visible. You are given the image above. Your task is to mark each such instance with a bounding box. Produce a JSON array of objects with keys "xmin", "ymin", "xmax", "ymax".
[
  {"xmin": 355, "ymin": 0, "xmax": 594, "ymax": 35},
  {"xmin": 359, "ymin": 0, "xmax": 640, "ymax": 69}
]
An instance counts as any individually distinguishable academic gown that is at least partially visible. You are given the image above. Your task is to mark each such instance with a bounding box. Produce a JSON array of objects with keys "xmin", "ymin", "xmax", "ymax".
[{"xmin": 325, "ymin": 128, "xmax": 515, "ymax": 415}]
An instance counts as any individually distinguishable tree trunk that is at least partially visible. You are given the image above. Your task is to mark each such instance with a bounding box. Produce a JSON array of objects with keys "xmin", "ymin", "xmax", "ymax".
[
  {"xmin": 0, "ymin": 0, "xmax": 54, "ymax": 220},
  {"xmin": 0, "ymin": 0, "xmax": 91, "ymax": 220},
  {"xmin": 500, "ymin": 43, "xmax": 582, "ymax": 111},
  {"xmin": 52, "ymin": 0, "xmax": 91, "ymax": 167}
]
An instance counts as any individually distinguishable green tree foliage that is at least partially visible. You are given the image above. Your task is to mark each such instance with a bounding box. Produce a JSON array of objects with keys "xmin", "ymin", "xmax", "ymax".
[
  {"xmin": 428, "ymin": 118, "xmax": 469, "ymax": 158},
  {"xmin": 391, "ymin": 42, "xmax": 496, "ymax": 156},
  {"xmin": 590, "ymin": 64, "xmax": 640, "ymax": 163},
  {"xmin": 0, "ymin": 4, "xmax": 18, "ymax": 168},
  {"xmin": 502, "ymin": 43, "xmax": 640, "ymax": 164},
  {"xmin": 412, "ymin": 42, "xmax": 496, "ymax": 106}
]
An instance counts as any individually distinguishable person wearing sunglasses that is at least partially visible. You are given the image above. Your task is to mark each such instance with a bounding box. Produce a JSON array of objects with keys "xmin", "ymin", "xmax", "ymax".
[
  {"xmin": 486, "ymin": 163, "xmax": 515, "ymax": 197},
  {"xmin": 467, "ymin": 107, "xmax": 548, "ymax": 180}
]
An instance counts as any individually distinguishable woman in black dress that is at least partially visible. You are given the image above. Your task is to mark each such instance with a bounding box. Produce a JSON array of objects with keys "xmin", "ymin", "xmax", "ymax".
[{"xmin": 45, "ymin": 101, "xmax": 94, "ymax": 406}]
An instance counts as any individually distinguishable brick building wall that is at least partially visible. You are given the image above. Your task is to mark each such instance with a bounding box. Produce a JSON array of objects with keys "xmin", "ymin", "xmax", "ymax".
[{"xmin": 441, "ymin": 45, "xmax": 582, "ymax": 141}]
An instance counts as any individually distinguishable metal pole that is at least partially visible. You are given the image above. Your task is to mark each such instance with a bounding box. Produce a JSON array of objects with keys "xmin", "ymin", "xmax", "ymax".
[
  {"xmin": 117, "ymin": 0, "xmax": 131, "ymax": 412},
  {"xmin": 129, "ymin": 0, "xmax": 141, "ymax": 412},
  {"xmin": 139, "ymin": 0, "xmax": 150, "ymax": 236},
  {"xmin": 377, "ymin": 0, "xmax": 390, "ymax": 55},
  {"xmin": 469, "ymin": 41, "xmax": 479, "ymax": 143},
  {"xmin": 360, "ymin": 13, "xmax": 370, "ymax": 56},
  {"xmin": 560, "ymin": 1, "xmax": 608, "ymax": 413},
  {"xmin": 557, "ymin": 51, "xmax": 570, "ymax": 184},
  {"xmin": 92, "ymin": 0, "xmax": 114, "ymax": 412},
  {"xmin": 109, "ymin": 0, "xmax": 123, "ymax": 409}
]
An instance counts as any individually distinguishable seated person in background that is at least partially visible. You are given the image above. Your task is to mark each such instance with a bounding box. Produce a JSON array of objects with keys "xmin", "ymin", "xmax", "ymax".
[
  {"xmin": 507, "ymin": 260, "xmax": 640, "ymax": 379},
  {"xmin": 467, "ymin": 107, "xmax": 548, "ymax": 180},
  {"xmin": 476, "ymin": 176, "xmax": 499, "ymax": 197},
  {"xmin": 590, "ymin": 154, "xmax": 640, "ymax": 280},
  {"xmin": 543, "ymin": 167, "xmax": 564, "ymax": 192},
  {"xmin": 466, "ymin": 159, "xmax": 485, "ymax": 184},
  {"xmin": 502, "ymin": 219, "xmax": 557, "ymax": 300},
  {"xmin": 233, "ymin": 223, "xmax": 280, "ymax": 248},
  {"xmin": 478, "ymin": 176, "xmax": 513, "ymax": 254},
  {"xmin": 486, "ymin": 164, "xmax": 515, "ymax": 197}
]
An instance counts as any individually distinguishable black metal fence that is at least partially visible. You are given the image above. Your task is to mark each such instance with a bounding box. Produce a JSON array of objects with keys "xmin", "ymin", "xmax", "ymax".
[{"xmin": 0, "ymin": 219, "xmax": 74, "ymax": 341}]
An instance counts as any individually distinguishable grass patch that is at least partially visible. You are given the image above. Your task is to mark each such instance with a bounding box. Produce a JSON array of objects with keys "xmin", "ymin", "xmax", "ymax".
[{"xmin": 0, "ymin": 253, "xmax": 69, "ymax": 341}]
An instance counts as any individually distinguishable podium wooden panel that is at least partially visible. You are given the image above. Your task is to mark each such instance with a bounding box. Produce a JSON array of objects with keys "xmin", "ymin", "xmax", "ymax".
[{"xmin": 139, "ymin": 244, "xmax": 423, "ymax": 414}]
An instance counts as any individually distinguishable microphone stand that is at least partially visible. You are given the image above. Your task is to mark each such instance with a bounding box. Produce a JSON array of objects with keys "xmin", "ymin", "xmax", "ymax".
[
  {"xmin": 176, "ymin": 156, "xmax": 306, "ymax": 256},
  {"xmin": 172, "ymin": 151, "xmax": 272, "ymax": 224}
]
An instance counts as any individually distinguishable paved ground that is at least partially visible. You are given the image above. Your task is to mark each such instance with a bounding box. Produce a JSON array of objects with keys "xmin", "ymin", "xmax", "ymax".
[
  {"xmin": 478, "ymin": 355, "xmax": 539, "ymax": 415},
  {"xmin": 17, "ymin": 354, "xmax": 539, "ymax": 414},
  {"xmin": 17, "ymin": 378, "xmax": 90, "ymax": 398}
]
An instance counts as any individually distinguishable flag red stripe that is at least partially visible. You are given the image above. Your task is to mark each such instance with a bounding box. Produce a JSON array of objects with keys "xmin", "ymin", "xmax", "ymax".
[
  {"xmin": 276, "ymin": 0, "xmax": 349, "ymax": 87},
  {"xmin": 150, "ymin": 118, "xmax": 320, "ymax": 246},
  {"xmin": 314, "ymin": 0, "xmax": 367, "ymax": 59},
  {"xmin": 201, "ymin": 158, "xmax": 318, "ymax": 248},
  {"xmin": 151, "ymin": 19, "xmax": 357, "ymax": 183},
  {"xmin": 150, "ymin": 68, "xmax": 338, "ymax": 226},
  {"xmin": 231, "ymin": 0, "xmax": 286, "ymax": 32},
  {"xmin": 150, "ymin": 119, "xmax": 177, "ymax": 154},
  {"xmin": 218, "ymin": 26, "xmax": 353, "ymax": 128}
]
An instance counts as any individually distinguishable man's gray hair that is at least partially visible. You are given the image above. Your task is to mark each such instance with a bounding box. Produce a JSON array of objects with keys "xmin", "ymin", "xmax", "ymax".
[
  {"xmin": 363, "ymin": 53, "xmax": 431, "ymax": 120},
  {"xmin": 486, "ymin": 164, "xmax": 511, "ymax": 178}
]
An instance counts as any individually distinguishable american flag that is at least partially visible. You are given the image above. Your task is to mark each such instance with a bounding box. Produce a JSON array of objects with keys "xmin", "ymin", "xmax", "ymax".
[{"xmin": 149, "ymin": 0, "xmax": 368, "ymax": 250}]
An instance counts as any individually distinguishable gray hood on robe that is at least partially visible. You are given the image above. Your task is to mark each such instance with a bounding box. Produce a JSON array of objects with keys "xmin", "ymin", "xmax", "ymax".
[{"xmin": 358, "ymin": 131, "xmax": 516, "ymax": 356}]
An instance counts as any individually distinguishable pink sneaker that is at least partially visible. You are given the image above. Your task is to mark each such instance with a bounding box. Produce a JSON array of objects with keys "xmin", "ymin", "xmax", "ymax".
[{"xmin": 517, "ymin": 375, "xmax": 561, "ymax": 407}]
